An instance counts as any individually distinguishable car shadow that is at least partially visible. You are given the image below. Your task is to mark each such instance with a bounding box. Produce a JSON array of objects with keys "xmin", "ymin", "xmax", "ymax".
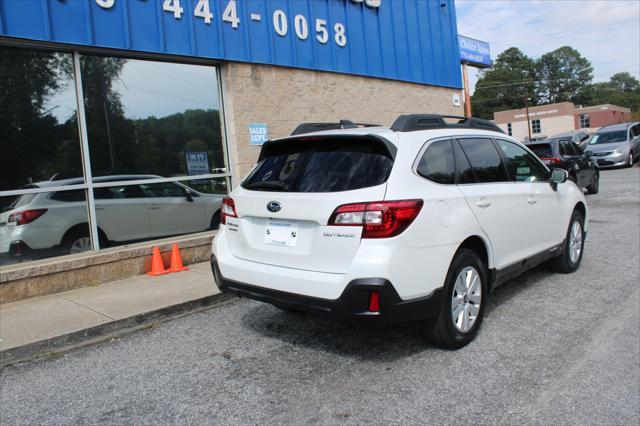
[
  {"xmin": 241, "ymin": 304, "xmax": 434, "ymax": 361},
  {"xmin": 241, "ymin": 263, "xmax": 557, "ymax": 361}
]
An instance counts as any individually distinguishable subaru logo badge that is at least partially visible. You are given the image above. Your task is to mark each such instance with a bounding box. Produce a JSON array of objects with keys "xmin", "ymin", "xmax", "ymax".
[{"xmin": 267, "ymin": 201, "xmax": 281, "ymax": 213}]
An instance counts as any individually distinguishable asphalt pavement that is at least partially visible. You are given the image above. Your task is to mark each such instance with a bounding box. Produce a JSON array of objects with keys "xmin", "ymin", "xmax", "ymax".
[{"xmin": 1, "ymin": 167, "xmax": 639, "ymax": 425}]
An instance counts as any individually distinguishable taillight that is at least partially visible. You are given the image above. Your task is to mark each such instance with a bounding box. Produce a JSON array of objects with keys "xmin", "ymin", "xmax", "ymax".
[
  {"xmin": 220, "ymin": 197, "xmax": 237, "ymax": 225},
  {"xmin": 540, "ymin": 157, "xmax": 561, "ymax": 165},
  {"xmin": 8, "ymin": 209, "xmax": 48, "ymax": 226},
  {"xmin": 328, "ymin": 199, "xmax": 423, "ymax": 238}
]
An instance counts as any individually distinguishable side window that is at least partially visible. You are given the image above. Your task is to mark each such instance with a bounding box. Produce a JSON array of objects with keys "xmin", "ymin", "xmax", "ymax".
[
  {"xmin": 452, "ymin": 140, "xmax": 476, "ymax": 184},
  {"xmin": 630, "ymin": 124, "xmax": 639, "ymax": 138},
  {"xmin": 96, "ymin": 185, "xmax": 144, "ymax": 199},
  {"xmin": 50, "ymin": 189, "xmax": 86, "ymax": 202},
  {"xmin": 495, "ymin": 139, "xmax": 549, "ymax": 182},
  {"xmin": 559, "ymin": 142, "xmax": 568, "ymax": 156},
  {"xmin": 141, "ymin": 182, "xmax": 186, "ymax": 198},
  {"xmin": 457, "ymin": 138, "xmax": 508, "ymax": 183},
  {"xmin": 416, "ymin": 139, "xmax": 455, "ymax": 184}
]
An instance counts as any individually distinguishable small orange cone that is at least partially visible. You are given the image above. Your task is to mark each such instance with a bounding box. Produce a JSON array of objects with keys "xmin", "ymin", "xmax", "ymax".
[
  {"xmin": 167, "ymin": 243, "xmax": 189, "ymax": 273},
  {"xmin": 147, "ymin": 246, "xmax": 169, "ymax": 276}
]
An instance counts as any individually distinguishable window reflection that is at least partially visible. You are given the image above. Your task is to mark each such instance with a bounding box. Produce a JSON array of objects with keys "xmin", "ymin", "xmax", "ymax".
[
  {"xmin": 80, "ymin": 55, "xmax": 225, "ymax": 178},
  {"xmin": 0, "ymin": 47, "xmax": 82, "ymax": 191}
]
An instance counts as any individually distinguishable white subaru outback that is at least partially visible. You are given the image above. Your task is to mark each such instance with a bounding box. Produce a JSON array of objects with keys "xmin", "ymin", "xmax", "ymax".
[{"xmin": 211, "ymin": 115, "xmax": 588, "ymax": 348}]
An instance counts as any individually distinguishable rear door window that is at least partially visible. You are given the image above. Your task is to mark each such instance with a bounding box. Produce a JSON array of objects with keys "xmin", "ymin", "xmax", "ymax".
[
  {"xmin": 243, "ymin": 137, "xmax": 394, "ymax": 192},
  {"xmin": 457, "ymin": 138, "xmax": 508, "ymax": 183},
  {"xmin": 416, "ymin": 139, "xmax": 455, "ymax": 184}
]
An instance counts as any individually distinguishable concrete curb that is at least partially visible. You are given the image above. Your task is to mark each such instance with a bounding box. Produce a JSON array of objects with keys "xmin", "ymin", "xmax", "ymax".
[{"xmin": 0, "ymin": 293, "xmax": 234, "ymax": 368}]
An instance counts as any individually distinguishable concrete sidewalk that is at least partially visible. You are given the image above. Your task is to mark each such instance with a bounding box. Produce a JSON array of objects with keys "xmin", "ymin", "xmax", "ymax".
[{"xmin": 0, "ymin": 261, "xmax": 224, "ymax": 366}]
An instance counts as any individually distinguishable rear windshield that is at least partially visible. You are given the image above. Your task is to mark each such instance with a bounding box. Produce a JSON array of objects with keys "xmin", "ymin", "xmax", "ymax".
[
  {"xmin": 528, "ymin": 143, "xmax": 552, "ymax": 158},
  {"xmin": 243, "ymin": 137, "xmax": 394, "ymax": 192}
]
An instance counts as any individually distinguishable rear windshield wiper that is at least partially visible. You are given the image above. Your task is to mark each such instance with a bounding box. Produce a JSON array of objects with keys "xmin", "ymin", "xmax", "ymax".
[{"xmin": 243, "ymin": 180, "xmax": 289, "ymax": 191}]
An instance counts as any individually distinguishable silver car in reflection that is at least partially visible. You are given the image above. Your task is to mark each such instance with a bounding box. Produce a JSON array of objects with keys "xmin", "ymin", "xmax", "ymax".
[
  {"xmin": 585, "ymin": 122, "xmax": 640, "ymax": 168},
  {"xmin": 0, "ymin": 175, "xmax": 223, "ymax": 261}
]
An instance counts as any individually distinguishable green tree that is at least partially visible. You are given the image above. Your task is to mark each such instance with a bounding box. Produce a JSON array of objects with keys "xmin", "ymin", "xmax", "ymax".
[
  {"xmin": 587, "ymin": 72, "xmax": 640, "ymax": 112},
  {"xmin": 536, "ymin": 46, "xmax": 593, "ymax": 104},
  {"xmin": 471, "ymin": 47, "xmax": 538, "ymax": 119}
]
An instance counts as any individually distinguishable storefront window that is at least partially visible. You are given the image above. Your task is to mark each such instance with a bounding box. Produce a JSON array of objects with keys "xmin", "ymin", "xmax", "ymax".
[
  {"xmin": 0, "ymin": 46, "xmax": 230, "ymax": 267},
  {"xmin": 79, "ymin": 55, "xmax": 226, "ymax": 178}
]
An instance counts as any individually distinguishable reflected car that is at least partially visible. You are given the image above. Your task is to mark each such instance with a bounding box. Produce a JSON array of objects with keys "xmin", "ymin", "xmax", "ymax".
[
  {"xmin": 0, "ymin": 175, "xmax": 223, "ymax": 261},
  {"xmin": 585, "ymin": 122, "xmax": 640, "ymax": 168},
  {"xmin": 526, "ymin": 139, "xmax": 599, "ymax": 194}
]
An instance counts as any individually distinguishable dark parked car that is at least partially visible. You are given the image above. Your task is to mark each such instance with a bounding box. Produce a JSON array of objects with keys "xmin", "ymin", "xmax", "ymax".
[
  {"xmin": 527, "ymin": 139, "xmax": 599, "ymax": 194},
  {"xmin": 549, "ymin": 130, "xmax": 591, "ymax": 150}
]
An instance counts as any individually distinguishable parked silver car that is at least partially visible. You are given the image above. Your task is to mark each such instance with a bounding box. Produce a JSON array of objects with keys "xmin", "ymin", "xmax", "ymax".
[{"xmin": 585, "ymin": 122, "xmax": 640, "ymax": 168}]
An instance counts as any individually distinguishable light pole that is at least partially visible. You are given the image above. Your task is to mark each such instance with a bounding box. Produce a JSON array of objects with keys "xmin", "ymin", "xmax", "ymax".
[{"xmin": 525, "ymin": 97, "xmax": 532, "ymax": 142}]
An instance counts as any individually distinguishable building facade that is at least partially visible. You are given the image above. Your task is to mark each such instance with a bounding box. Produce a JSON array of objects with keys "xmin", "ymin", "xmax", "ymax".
[
  {"xmin": 0, "ymin": 0, "xmax": 464, "ymax": 267},
  {"xmin": 494, "ymin": 102, "xmax": 631, "ymax": 141}
]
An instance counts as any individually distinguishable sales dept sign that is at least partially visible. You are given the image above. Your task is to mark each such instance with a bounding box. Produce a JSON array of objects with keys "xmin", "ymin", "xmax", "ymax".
[
  {"xmin": 249, "ymin": 123, "xmax": 269, "ymax": 146},
  {"xmin": 7, "ymin": 0, "xmax": 462, "ymax": 88}
]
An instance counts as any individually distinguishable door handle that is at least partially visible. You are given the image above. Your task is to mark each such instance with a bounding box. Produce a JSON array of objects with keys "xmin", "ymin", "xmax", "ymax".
[
  {"xmin": 148, "ymin": 204, "xmax": 161, "ymax": 210},
  {"xmin": 527, "ymin": 197, "xmax": 537, "ymax": 205},
  {"xmin": 95, "ymin": 207, "xmax": 105, "ymax": 211},
  {"xmin": 475, "ymin": 199, "xmax": 492, "ymax": 209}
]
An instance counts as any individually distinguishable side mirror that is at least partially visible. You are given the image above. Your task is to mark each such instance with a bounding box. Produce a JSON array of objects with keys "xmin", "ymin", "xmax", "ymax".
[
  {"xmin": 550, "ymin": 168, "xmax": 568, "ymax": 191},
  {"xmin": 185, "ymin": 189, "xmax": 194, "ymax": 202}
]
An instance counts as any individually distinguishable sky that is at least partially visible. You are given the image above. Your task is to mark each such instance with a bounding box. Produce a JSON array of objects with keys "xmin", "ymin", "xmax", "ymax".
[{"xmin": 455, "ymin": 0, "xmax": 640, "ymax": 94}]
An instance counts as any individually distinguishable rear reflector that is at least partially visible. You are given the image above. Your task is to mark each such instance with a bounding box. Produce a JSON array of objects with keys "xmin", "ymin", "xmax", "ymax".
[
  {"xmin": 368, "ymin": 290, "xmax": 380, "ymax": 312},
  {"xmin": 328, "ymin": 199, "xmax": 423, "ymax": 238},
  {"xmin": 220, "ymin": 197, "xmax": 237, "ymax": 225},
  {"xmin": 8, "ymin": 209, "xmax": 48, "ymax": 226}
]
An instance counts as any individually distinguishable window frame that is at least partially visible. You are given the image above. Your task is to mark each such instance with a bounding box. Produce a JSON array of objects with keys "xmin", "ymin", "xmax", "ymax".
[
  {"xmin": 579, "ymin": 113, "xmax": 590, "ymax": 129},
  {"xmin": 531, "ymin": 119, "xmax": 542, "ymax": 134}
]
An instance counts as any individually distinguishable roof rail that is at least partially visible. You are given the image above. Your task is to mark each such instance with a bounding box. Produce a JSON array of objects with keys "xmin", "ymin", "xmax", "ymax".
[
  {"xmin": 290, "ymin": 120, "xmax": 381, "ymax": 136},
  {"xmin": 390, "ymin": 114, "xmax": 504, "ymax": 134}
]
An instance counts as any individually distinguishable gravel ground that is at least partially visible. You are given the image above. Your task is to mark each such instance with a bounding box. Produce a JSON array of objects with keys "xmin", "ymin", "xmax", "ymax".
[{"xmin": 1, "ymin": 167, "xmax": 639, "ymax": 425}]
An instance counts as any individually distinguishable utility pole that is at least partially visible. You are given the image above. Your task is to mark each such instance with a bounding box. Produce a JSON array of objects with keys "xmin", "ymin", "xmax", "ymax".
[
  {"xmin": 525, "ymin": 97, "xmax": 532, "ymax": 142},
  {"xmin": 462, "ymin": 63, "xmax": 471, "ymax": 118}
]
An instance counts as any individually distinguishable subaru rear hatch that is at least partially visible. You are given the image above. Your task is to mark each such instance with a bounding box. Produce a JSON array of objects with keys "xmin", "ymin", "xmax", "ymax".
[{"xmin": 223, "ymin": 134, "xmax": 397, "ymax": 274}]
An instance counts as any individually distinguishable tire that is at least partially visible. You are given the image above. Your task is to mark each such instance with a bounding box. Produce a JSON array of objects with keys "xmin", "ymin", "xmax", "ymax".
[
  {"xmin": 549, "ymin": 210, "xmax": 585, "ymax": 273},
  {"xmin": 586, "ymin": 173, "xmax": 599, "ymax": 194},
  {"xmin": 424, "ymin": 249, "xmax": 488, "ymax": 349},
  {"xmin": 626, "ymin": 152, "xmax": 634, "ymax": 168},
  {"xmin": 61, "ymin": 227, "xmax": 93, "ymax": 255},
  {"xmin": 209, "ymin": 210, "xmax": 221, "ymax": 230}
]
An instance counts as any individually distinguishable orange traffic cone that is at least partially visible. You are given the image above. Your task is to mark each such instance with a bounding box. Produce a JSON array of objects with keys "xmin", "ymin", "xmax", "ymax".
[
  {"xmin": 147, "ymin": 246, "xmax": 169, "ymax": 276},
  {"xmin": 167, "ymin": 243, "xmax": 189, "ymax": 273}
]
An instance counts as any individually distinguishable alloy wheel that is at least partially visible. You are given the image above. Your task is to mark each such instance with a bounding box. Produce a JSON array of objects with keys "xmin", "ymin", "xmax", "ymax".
[
  {"xmin": 70, "ymin": 237, "xmax": 92, "ymax": 254},
  {"xmin": 569, "ymin": 220, "xmax": 583, "ymax": 264},
  {"xmin": 451, "ymin": 266, "xmax": 482, "ymax": 333}
]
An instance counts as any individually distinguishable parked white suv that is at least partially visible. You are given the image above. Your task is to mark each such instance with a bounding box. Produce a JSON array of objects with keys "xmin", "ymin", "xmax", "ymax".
[
  {"xmin": 211, "ymin": 115, "xmax": 588, "ymax": 348},
  {"xmin": 1, "ymin": 175, "xmax": 223, "ymax": 262}
]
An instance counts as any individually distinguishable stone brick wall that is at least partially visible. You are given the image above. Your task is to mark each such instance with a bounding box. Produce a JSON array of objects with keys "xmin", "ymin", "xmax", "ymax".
[{"xmin": 222, "ymin": 62, "xmax": 463, "ymax": 180}]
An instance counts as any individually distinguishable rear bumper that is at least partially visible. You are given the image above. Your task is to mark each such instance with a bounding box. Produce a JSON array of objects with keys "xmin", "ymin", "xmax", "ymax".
[{"xmin": 211, "ymin": 255, "xmax": 443, "ymax": 324}]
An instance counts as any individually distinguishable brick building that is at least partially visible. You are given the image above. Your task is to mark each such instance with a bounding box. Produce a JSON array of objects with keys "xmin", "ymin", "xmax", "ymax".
[{"xmin": 493, "ymin": 102, "xmax": 631, "ymax": 141}]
